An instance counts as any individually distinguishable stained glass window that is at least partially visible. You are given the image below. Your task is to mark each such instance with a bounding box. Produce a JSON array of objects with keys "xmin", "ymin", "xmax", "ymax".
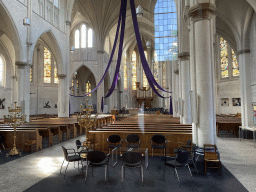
[
  {"xmin": 75, "ymin": 30, "xmax": 80, "ymax": 49},
  {"xmin": 44, "ymin": 47, "xmax": 51, "ymax": 83},
  {"xmin": 232, "ymin": 49, "xmax": 239, "ymax": 77},
  {"xmin": 220, "ymin": 37, "xmax": 228, "ymax": 78},
  {"xmin": 123, "ymin": 53, "xmax": 127, "ymax": 89},
  {"xmin": 86, "ymin": 80, "xmax": 91, "ymax": 97},
  {"xmin": 81, "ymin": 24, "xmax": 86, "ymax": 48},
  {"xmin": 0, "ymin": 56, "xmax": 4, "ymax": 86},
  {"xmin": 163, "ymin": 62, "xmax": 166, "ymax": 88},
  {"xmin": 154, "ymin": 51, "xmax": 159, "ymax": 83},
  {"xmin": 30, "ymin": 67, "xmax": 33, "ymax": 82},
  {"xmin": 71, "ymin": 78, "xmax": 74, "ymax": 95},
  {"xmin": 132, "ymin": 51, "xmax": 137, "ymax": 90},
  {"xmin": 54, "ymin": 61, "xmax": 59, "ymax": 83},
  {"xmin": 143, "ymin": 51, "xmax": 148, "ymax": 88},
  {"xmin": 155, "ymin": 0, "xmax": 178, "ymax": 61},
  {"xmin": 88, "ymin": 28, "xmax": 93, "ymax": 48}
]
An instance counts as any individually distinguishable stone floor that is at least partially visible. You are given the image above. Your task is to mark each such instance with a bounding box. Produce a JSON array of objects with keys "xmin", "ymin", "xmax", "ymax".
[{"xmin": 0, "ymin": 136, "xmax": 255, "ymax": 192}]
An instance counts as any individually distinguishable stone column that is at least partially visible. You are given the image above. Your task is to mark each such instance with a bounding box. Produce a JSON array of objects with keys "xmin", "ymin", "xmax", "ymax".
[
  {"xmin": 58, "ymin": 74, "xmax": 68, "ymax": 117},
  {"xmin": 179, "ymin": 53, "xmax": 192, "ymax": 124},
  {"xmin": 238, "ymin": 49, "xmax": 253, "ymax": 127},
  {"xmin": 15, "ymin": 61, "xmax": 29, "ymax": 122},
  {"xmin": 172, "ymin": 60, "xmax": 180, "ymax": 117},
  {"xmin": 97, "ymin": 50, "xmax": 105, "ymax": 113},
  {"xmin": 188, "ymin": 2, "xmax": 216, "ymax": 147}
]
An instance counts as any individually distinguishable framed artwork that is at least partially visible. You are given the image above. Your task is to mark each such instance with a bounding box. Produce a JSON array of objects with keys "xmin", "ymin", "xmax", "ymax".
[
  {"xmin": 221, "ymin": 98, "xmax": 229, "ymax": 106},
  {"xmin": 232, "ymin": 98, "xmax": 241, "ymax": 106}
]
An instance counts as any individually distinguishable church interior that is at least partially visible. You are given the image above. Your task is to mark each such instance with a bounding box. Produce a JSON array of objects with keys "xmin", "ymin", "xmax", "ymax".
[{"xmin": 0, "ymin": 0, "xmax": 256, "ymax": 191}]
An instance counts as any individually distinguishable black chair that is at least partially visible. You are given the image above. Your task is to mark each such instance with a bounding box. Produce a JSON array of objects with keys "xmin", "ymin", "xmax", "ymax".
[
  {"xmin": 150, "ymin": 134, "xmax": 166, "ymax": 157},
  {"xmin": 107, "ymin": 135, "xmax": 123, "ymax": 154},
  {"xmin": 180, "ymin": 144, "xmax": 198, "ymax": 174},
  {"xmin": 165, "ymin": 149, "xmax": 192, "ymax": 182},
  {"xmin": 60, "ymin": 146, "xmax": 83, "ymax": 178},
  {"xmin": 125, "ymin": 134, "xmax": 140, "ymax": 149},
  {"xmin": 85, "ymin": 151, "xmax": 109, "ymax": 181},
  {"xmin": 121, "ymin": 152, "xmax": 143, "ymax": 182},
  {"xmin": 174, "ymin": 139, "xmax": 192, "ymax": 154}
]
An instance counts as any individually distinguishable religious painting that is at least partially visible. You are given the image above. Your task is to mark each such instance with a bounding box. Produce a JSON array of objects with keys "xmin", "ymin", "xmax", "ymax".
[
  {"xmin": 221, "ymin": 98, "xmax": 229, "ymax": 106},
  {"xmin": 232, "ymin": 98, "xmax": 241, "ymax": 106}
]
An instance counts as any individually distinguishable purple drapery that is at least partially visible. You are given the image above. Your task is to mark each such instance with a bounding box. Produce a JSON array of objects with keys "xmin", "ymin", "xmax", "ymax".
[
  {"xmin": 101, "ymin": 0, "xmax": 127, "ymax": 112},
  {"xmin": 130, "ymin": 0, "xmax": 173, "ymax": 114},
  {"xmin": 69, "ymin": 4, "xmax": 123, "ymax": 98}
]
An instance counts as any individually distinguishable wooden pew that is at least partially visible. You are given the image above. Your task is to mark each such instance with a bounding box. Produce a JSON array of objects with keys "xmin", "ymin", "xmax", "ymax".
[{"xmin": 0, "ymin": 128, "xmax": 42, "ymax": 152}]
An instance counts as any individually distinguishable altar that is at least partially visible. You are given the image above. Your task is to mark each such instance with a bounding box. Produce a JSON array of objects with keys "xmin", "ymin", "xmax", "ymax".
[{"xmin": 127, "ymin": 108, "xmax": 139, "ymax": 115}]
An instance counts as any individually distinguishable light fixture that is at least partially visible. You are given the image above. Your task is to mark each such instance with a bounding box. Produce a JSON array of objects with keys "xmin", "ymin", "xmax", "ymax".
[
  {"xmin": 146, "ymin": 41, "xmax": 151, "ymax": 48},
  {"xmin": 23, "ymin": 17, "xmax": 30, "ymax": 26},
  {"xmin": 70, "ymin": 46, "xmax": 75, "ymax": 53},
  {"xmin": 136, "ymin": 5, "xmax": 143, "ymax": 17}
]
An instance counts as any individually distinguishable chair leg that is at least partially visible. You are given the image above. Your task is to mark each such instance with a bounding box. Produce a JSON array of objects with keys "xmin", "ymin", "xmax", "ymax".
[
  {"xmin": 64, "ymin": 162, "xmax": 69, "ymax": 178},
  {"xmin": 175, "ymin": 168, "xmax": 180, "ymax": 182},
  {"xmin": 187, "ymin": 164, "xmax": 193, "ymax": 178},
  {"xmin": 2, "ymin": 143, "xmax": 5, "ymax": 150},
  {"xmin": 152, "ymin": 148, "xmax": 153, "ymax": 157},
  {"xmin": 105, "ymin": 165, "xmax": 107, "ymax": 181},
  {"xmin": 74, "ymin": 162, "xmax": 75, "ymax": 168},
  {"xmin": 205, "ymin": 161, "xmax": 207, "ymax": 173},
  {"xmin": 60, "ymin": 159, "xmax": 65, "ymax": 174},
  {"xmin": 141, "ymin": 165, "xmax": 143, "ymax": 182},
  {"xmin": 85, "ymin": 165, "xmax": 88, "ymax": 180},
  {"xmin": 121, "ymin": 166, "xmax": 124, "ymax": 181},
  {"xmin": 92, "ymin": 167, "xmax": 93, "ymax": 176},
  {"xmin": 192, "ymin": 159, "xmax": 198, "ymax": 175}
]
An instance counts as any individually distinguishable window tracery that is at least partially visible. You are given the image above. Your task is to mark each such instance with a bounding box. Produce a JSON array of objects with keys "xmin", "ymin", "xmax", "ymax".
[
  {"xmin": 123, "ymin": 53, "xmax": 127, "ymax": 89},
  {"xmin": 220, "ymin": 37, "xmax": 228, "ymax": 78},
  {"xmin": 132, "ymin": 51, "xmax": 137, "ymax": 90},
  {"xmin": 232, "ymin": 49, "xmax": 239, "ymax": 77},
  {"xmin": 74, "ymin": 25, "xmax": 93, "ymax": 49},
  {"xmin": 143, "ymin": 51, "xmax": 148, "ymax": 88},
  {"xmin": 0, "ymin": 56, "xmax": 4, "ymax": 87}
]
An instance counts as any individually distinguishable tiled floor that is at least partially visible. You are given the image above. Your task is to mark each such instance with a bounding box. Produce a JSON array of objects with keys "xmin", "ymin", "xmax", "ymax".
[{"xmin": 0, "ymin": 136, "xmax": 255, "ymax": 192}]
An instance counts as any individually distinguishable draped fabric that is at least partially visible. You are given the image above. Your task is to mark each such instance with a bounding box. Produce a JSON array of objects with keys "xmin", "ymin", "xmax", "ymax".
[
  {"xmin": 130, "ymin": 0, "xmax": 173, "ymax": 114},
  {"xmin": 69, "ymin": 3, "xmax": 123, "ymax": 98},
  {"xmin": 101, "ymin": 0, "xmax": 127, "ymax": 111}
]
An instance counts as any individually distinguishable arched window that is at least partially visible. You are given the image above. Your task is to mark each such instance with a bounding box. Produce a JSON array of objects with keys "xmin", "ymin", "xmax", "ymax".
[
  {"xmin": 0, "ymin": 56, "xmax": 4, "ymax": 87},
  {"xmin": 220, "ymin": 37, "xmax": 228, "ymax": 78},
  {"xmin": 155, "ymin": 0, "xmax": 177, "ymax": 61},
  {"xmin": 86, "ymin": 80, "xmax": 91, "ymax": 97},
  {"xmin": 220, "ymin": 37, "xmax": 239, "ymax": 79},
  {"xmin": 54, "ymin": 61, "xmax": 59, "ymax": 83},
  {"xmin": 123, "ymin": 53, "xmax": 127, "ymax": 89},
  {"xmin": 132, "ymin": 51, "xmax": 137, "ymax": 90},
  {"xmin": 75, "ymin": 30, "xmax": 80, "ymax": 49},
  {"xmin": 143, "ymin": 51, "xmax": 148, "ymax": 88},
  {"xmin": 154, "ymin": 51, "xmax": 158, "ymax": 83},
  {"xmin": 232, "ymin": 49, "xmax": 239, "ymax": 76},
  {"xmin": 44, "ymin": 47, "xmax": 59, "ymax": 84},
  {"xmin": 88, "ymin": 28, "xmax": 93, "ymax": 48},
  {"xmin": 30, "ymin": 67, "xmax": 33, "ymax": 82},
  {"xmin": 44, "ymin": 47, "xmax": 52, "ymax": 83},
  {"xmin": 81, "ymin": 24, "xmax": 86, "ymax": 48}
]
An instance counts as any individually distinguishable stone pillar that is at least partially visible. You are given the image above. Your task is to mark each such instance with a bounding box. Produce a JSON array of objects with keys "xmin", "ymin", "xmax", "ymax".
[
  {"xmin": 179, "ymin": 53, "xmax": 192, "ymax": 124},
  {"xmin": 172, "ymin": 60, "xmax": 180, "ymax": 117},
  {"xmin": 238, "ymin": 49, "xmax": 252, "ymax": 127},
  {"xmin": 15, "ymin": 61, "xmax": 29, "ymax": 122},
  {"xmin": 97, "ymin": 50, "xmax": 105, "ymax": 113},
  {"xmin": 58, "ymin": 74, "xmax": 68, "ymax": 117},
  {"xmin": 188, "ymin": 2, "xmax": 216, "ymax": 147}
]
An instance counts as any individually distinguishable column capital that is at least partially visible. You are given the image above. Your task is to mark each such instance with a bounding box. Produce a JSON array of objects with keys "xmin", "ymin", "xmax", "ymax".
[
  {"xmin": 178, "ymin": 52, "xmax": 190, "ymax": 61},
  {"xmin": 66, "ymin": 21, "xmax": 71, "ymax": 26},
  {"xmin": 57, "ymin": 74, "xmax": 67, "ymax": 79},
  {"xmin": 237, "ymin": 49, "xmax": 250, "ymax": 55},
  {"xmin": 15, "ymin": 61, "xmax": 27, "ymax": 69},
  {"xmin": 188, "ymin": 3, "xmax": 216, "ymax": 19}
]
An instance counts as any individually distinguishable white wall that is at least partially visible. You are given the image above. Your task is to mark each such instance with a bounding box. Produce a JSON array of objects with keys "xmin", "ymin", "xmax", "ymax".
[{"xmin": 217, "ymin": 80, "xmax": 241, "ymax": 114}]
